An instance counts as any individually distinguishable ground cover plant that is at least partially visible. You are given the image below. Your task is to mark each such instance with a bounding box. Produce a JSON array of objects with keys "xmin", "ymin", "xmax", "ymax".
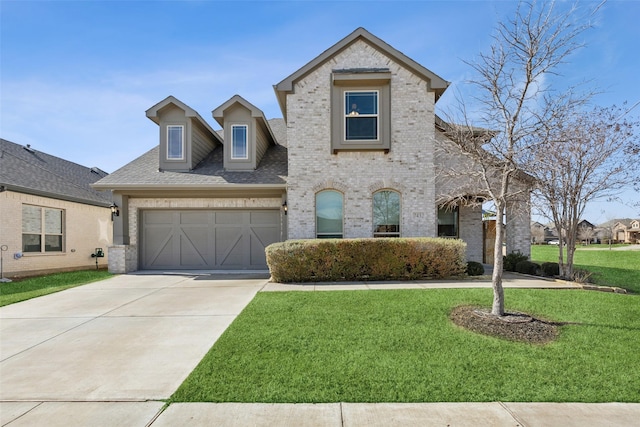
[
  {"xmin": 0, "ymin": 270, "xmax": 112, "ymax": 306},
  {"xmin": 531, "ymin": 245, "xmax": 640, "ymax": 293},
  {"xmin": 171, "ymin": 288, "xmax": 639, "ymax": 403}
]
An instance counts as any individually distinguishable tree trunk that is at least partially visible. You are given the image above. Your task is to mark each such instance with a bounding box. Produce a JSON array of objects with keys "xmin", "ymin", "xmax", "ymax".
[{"xmin": 491, "ymin": 205, "xmax": 505, "ymax": 316}]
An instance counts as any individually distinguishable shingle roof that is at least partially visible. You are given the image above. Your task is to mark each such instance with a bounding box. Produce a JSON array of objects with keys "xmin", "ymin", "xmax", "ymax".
[
  {"xmin": 0, "ymin": 139, "xmax": 112, "ymax": 206},
  {"xmin": 92, "ymin": 144, "xmax": 287, "ymax": 189},
  {"xmin": 93, "ymin": 117, "xmax": 288, "ymax": 190}
]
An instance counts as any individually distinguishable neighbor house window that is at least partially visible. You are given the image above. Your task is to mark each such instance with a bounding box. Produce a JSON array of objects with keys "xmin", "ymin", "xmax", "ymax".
[
  {"xmin": 316, "ymin": 190, "xmax": 343, "ymax": 238},
  {"xmin": 438, "ymin": 206, "xmax": 458, "ymax": 238},
  {"xmin": 373, "ymin": 190, "xmax": 400, "ymax": 237},
  {"xmin": 22, "ymin": 205, "xmax": 64, "ymax": 253},
  {"xmin": 231, "ymin": 125, "xmax": 248, "ymax": 159},
  {"xmin": 167, "ymin": 125, "xmax": 184, "ymax": 160},
  {"xmin": 345, "ymin": 91, "xmax": 378, "ymax": 140}
]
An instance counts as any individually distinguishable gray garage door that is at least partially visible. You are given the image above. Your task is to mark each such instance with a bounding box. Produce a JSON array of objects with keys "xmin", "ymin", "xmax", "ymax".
[{"xmin": 141, "ymin": 210, "xmax": 281, "ymax": 270}]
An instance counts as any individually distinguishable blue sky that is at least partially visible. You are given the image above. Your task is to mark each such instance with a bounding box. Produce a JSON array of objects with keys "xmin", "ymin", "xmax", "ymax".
[{"xmin": 1, "ymin": 0, "xmax": 638, "ymax": 223}]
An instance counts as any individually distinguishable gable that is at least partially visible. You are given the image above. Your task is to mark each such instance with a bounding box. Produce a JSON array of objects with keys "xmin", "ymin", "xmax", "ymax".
[{"xmin": 274, "ymin": 27, "xmax": 449, "ymax": 120}]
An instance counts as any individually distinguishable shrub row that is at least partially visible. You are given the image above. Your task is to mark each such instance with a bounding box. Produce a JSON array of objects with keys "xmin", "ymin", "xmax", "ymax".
[{"xmin": 266, "ymin": 238, "xmax": 467, "ymax": 283}]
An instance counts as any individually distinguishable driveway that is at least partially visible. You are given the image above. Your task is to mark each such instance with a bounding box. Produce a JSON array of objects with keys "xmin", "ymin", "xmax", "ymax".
[{"xmin": 0, "ymin": 272, "xmax": 267, "ymax": 403}]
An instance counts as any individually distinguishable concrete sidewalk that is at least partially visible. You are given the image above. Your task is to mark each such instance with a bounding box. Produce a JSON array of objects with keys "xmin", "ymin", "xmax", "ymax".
[
  {"xmin": 262, "ymin": 271, "xmax": 584, "ymax": 291},
  {"xmin": 2, "ymin": 401, "xmax": 639, "ymax": 426}
]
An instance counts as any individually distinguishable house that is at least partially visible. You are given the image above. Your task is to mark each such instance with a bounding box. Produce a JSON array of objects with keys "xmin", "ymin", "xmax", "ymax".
[
  {"xmin": 93, "ymin": 28, "xmax": 531, "ymax": 273},
  {"xmin": 612, "ymin": 219, "xmax": 640, "ymax": 243},
  {"xmin": 0, "ymin": 139, "xmax": 113, "ymax": 277}
]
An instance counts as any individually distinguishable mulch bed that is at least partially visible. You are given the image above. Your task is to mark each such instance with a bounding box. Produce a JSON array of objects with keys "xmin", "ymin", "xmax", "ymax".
[{"xmin": 450, "ymin": 305, "xmax": 563, "ymax": 344}]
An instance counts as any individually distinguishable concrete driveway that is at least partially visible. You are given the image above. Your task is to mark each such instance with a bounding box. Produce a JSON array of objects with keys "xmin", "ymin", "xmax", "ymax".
[{"xmin": 0, "ymin": 272, "xmax": 267, "ymax": 420}]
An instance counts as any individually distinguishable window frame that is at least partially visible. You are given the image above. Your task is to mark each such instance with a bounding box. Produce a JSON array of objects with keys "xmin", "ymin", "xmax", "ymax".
[
  {"xmin": 437, "ymin": 205, "xmax": 459, "ymax": 238},
  {"xmin": 315, "ymin": 190, "xmax": 344, "ymax": 239},
  {"xmin": 22, "ymin": 205, "xmax": 65, "ymax": 253},
  {"xmin": 372, "ymin": 190, "xmax": 401, "ymax": 238},
  {"xmin": 344, "ymin": 90, "xmax": 379, "ymax": 141},
  {"xmin": 230, "ymin": 124, "xmax": 249, "ymax": 160},
  {"xmin": 166, "ymin": 125, "xmax": 185, "ymax": 160},
  {"xmin": 331, "ymin": 70, "xmax": 391, "ymax": 153}
]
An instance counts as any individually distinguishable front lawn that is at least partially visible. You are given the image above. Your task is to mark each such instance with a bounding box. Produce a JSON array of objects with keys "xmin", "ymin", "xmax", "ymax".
[
  {"xmin": 0, "ymin": 270, "xmax": 113, "ymax": 307},
  {"xmin": 171, "ymin": 289, "xmax": 639, "ymax": 403},
  {"xmin": 531, "ymin": 245, "xmax": 640, "ymax": 293}
]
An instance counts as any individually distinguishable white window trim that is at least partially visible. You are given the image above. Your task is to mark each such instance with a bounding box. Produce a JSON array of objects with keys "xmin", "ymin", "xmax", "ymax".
[
  {"xmin": 166, "ymin": 125, "xmax": 185, "ymax": 160},
  {"xmin": 231, "ymin": 124, "xmax": 249, "ymax": 160},
  {"xmin": 344, "ymin": 90, "xmax": 380, "ymax": 142}
]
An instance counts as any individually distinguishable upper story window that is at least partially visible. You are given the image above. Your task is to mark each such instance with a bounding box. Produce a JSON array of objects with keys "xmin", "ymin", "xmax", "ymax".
[
  {"xmin": 331, "ymin": 69, "xmax": 391, "ymax": 153},
  {"xmin": 438, "ymin": 206, "xmax": 459, "ymax": 238},
  {"xmin": 231, "ymin": 125, "xmax": 248, "ymax": 159},
  {"xmin": 167, "ymin": 125, "xmax": 184, "ymax": 160},
  {"xmin": 373, "ymin": 190, "xmax": 400, "ymax": 237},
  {"xmin": 22, "ymin": 205, "xmax": 64, "ymax": 253},
  {"xmin": 316, "ymin": 190, "xmax": 343, "ymax": 239},
  {"xmin": 345, "ymin": 91, "xmax": 378, "ymax": 141}
]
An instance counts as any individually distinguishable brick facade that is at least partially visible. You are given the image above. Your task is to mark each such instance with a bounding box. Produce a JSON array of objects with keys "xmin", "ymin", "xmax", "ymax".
[
  {"xmin": 286, "ymin": 40, "xmax": 437, "ymax": 240},
  {"xmin": 0, "ymin": 190, "xmax": 112, "ymax": 277}
]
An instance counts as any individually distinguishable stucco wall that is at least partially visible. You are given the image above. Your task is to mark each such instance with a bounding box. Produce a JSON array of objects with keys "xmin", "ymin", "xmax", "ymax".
[
  {"xmin": 286, "ymin": 40, "xmax": 437, "ymax": 239},
  {"xmin": 0, "ymin": 190, "xmax": 112, "ymax": 277}
]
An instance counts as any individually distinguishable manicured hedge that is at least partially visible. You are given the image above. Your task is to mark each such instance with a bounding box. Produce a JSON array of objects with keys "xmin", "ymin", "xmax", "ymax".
[{"xmin": 265, "ymin": 238, "xmax": 467, "ymax": 283}]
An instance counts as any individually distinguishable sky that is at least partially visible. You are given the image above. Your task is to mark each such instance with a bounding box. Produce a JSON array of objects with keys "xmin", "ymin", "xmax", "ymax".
[{"xmin": 1, "ymin": 0, "xmax": 639, "ymax": 224}]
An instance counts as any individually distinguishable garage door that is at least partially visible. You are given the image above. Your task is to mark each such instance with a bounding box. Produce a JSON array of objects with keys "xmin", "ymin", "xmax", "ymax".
[{"xmin": 141, "ymin": 210, "xmax": 281, "ymax": 270}]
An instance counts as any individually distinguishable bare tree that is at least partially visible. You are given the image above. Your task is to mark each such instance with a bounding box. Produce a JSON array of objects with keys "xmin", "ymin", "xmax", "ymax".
[
  {"xmin": 532, "ymin": 104, "xmax": 640, "ymax": 277},
  {"xmin": 437, "ymin": 1, "xmax": 591, "ymax": 315},
  {"xmin": 577, "ymin": 223, "xmax": 595, "ymax": 245}
]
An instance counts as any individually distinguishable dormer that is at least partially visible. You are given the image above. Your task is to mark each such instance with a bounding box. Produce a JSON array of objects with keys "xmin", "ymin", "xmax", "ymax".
[
  {"xmin": 212, "ymin": 95, "xmax": 277, "ymax": 171},
  {"xmin": 146, "ymin": 96, "xmax": 222, "ymax": 172},
  {"xmin": 632, "ymin": 220, "xmax": 639, "ymax": 229}
]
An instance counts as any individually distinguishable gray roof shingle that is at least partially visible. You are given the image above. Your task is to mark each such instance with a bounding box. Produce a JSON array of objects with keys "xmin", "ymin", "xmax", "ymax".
[
  {"xmin": 93, "ymin": 118, "xmax": 288, "ymax": 189},
  {"xmin": 0, "ymin": 139, "xmax": 112, "ymax": 206}
]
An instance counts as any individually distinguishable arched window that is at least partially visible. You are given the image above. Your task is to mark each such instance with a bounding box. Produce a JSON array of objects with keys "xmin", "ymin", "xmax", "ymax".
[
  {"xmin": 373, "ymin": 190, "xmax": 400, "ymax": 237},
  {"xmin": 316, "ymin": 190, "xmax": 343, "ymax": 238}
]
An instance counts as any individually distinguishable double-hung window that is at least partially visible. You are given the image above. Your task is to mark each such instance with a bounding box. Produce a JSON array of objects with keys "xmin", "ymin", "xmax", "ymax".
[
  {"xmin": 231, "ymin": 125, "xmax": 248, "ymax": 159},
  {"xmin": 22, "ymin": 205, "xmax": 64, "ymax": 253},
  {"xmin": 345, "ymin": 91, "xmax": 378, "ymax": 140},
  {"xmin": 331, "ymin": 69, "xmax": 390, "ymax": 153},
  {"xmin": 167, "ymin": 125, "xmax": 184, "ymax": 160}
]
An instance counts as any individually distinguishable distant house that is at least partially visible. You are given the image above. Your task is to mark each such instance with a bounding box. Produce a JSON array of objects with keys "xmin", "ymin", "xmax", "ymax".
[
  {"xmin": 530, "ymin": 221, "xmax": 553, "ymax": 244},
  {"xmin": 0, "ymin": 139, "xmax": 113, "ymax": 277},
  {"xmin": 576, "ymin": 219, "xmax": 596, "ymax": 244},
  {"xmin": 93, "ymin": 28, "xmax": 532, "ymax": 273},
  {"xmin": 612, "ymin": 219, "xmax": 640, "ymax": 243}
]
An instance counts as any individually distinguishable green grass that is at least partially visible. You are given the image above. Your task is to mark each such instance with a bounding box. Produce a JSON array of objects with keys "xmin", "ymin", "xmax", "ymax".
[
  {"xmin": 531, "ymin": 245, "xmax": 640, "ymax": 293},
  {"xmin": 170, "ymin": 289, "xmax": 640, "ymax": 403},
  {"xmin": 0, "ymin": 270, "xmax": 113, "ymax": 306}
]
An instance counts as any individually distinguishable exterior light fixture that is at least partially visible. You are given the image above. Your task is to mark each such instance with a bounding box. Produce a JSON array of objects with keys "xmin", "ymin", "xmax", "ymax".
[
  {"xmin": 110, "ymin": 202, "xmax": 120, "ymax": 220},
  {"xmin": 282, "ymin": 200, "xmax": 288, "ymax": 215}
]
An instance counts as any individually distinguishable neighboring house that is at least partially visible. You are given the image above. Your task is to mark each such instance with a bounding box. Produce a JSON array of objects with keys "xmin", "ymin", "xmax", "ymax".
[
  {"xmin": 576, "ymin": 219, "xmax": 596, "ymax": 244},
  {"xmin": 531, "ymin": 221, "xmax": 551, "ymax": 244},
  {"xmin": 611, "ymin": 219, "xmax": 640, "ymax": 243},
  {"xmin": 0, "ymin": 139, "xmax": 113, "ymax": 277},
  {"xmin": 93, "ymin": 28, "xmax": 531, "ymax": 273}
]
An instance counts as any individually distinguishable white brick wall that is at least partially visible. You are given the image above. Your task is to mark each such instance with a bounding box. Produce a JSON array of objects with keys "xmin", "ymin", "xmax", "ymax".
[
  {"xmin": 0, "ymin": 191, "xmax": 112, "ymax": 277},
  {"xmin": 286, "ymin": 40, "xmax": 437, "ymax": 239}
]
